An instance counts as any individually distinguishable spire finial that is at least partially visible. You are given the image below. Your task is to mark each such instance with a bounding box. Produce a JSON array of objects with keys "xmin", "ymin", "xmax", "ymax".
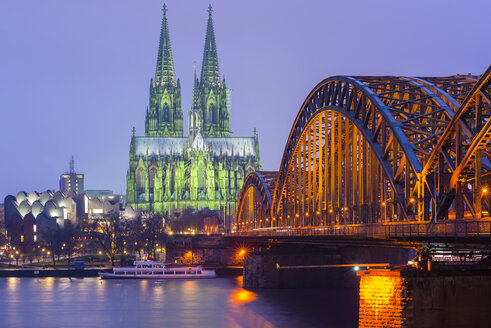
[
  {"xmin": 155, "ymin": 2, "xmax": 175, "ymax": 86},
  {"xmin": 208, "ymin": 4, "xmax": 213, "ymax": 16}
]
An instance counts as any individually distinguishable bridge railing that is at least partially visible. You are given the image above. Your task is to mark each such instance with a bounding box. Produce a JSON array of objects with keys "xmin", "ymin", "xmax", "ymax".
[
  {"xmin": 235, "ymin": 218, "xmax": 491, "ymax": 239},
  {"xmin": 386, "ymin": 219, "xmax": 491, "ymax": 238}
]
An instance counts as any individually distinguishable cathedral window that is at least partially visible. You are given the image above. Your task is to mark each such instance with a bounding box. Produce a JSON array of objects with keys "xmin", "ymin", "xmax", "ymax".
[
  {"xmin": 136, "ymin": 167, "xmax": 145, "ymax": 195},
  {"xmin": 163, "ymin": 103, "xmax": 170, "ymax": 122},
  {"xmin": 149, "ymin": 166, "xmax": 157, "ymax": 191},
  {"xmin": 208, "ymin": 104, "xmax": 216, "ymax": 123}
]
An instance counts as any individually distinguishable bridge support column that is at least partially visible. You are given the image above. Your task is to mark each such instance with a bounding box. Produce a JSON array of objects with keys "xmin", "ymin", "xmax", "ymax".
[{"xmin": 358, "ymin": 268, "xmax": 491, "ymax": 328}]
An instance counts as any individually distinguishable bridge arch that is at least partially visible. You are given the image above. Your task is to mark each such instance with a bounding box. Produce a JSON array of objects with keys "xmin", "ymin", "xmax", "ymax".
[
  {"xmin": 236, "ymin": 68, "xmax": 491, "ymax": 234},
  {"xmin": 236, "ymin": 171, "xmax": 276, "ymax": 231},
  {"xmin": 273, "ymin": 76, "xmax": 466, "ymax": 222}
]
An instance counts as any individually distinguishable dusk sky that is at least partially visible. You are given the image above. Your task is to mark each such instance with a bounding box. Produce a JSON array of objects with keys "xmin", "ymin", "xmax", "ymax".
[{"xmin": 1, "ymin": 0, "xmax": 490, "ymax": 200}]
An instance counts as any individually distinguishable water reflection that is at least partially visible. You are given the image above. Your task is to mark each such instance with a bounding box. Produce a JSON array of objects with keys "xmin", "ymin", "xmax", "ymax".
[
  {"xmin": 0, "ymin": 277, "xmax": 357, "ymax": 328},
  {"xmin": 231, "ymin": 289, "xmax": 257, "ymax": 304},
  {"xmin": 40, "ymin": 277, "xmax": 55, "ymax": 289},
  {"xmin": 7, "ymin": 277, "xmax": 19, "ymax": 291}
]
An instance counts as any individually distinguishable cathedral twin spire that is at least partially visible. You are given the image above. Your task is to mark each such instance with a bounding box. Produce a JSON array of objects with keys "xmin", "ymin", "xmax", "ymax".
[
  {"xmin": 200, "ymin": 5, "xmax": 221, "ymax": 87},
  {"xmin": 146, "ymin": 3, "xmax": 230, "ymax": 138},
  {"xmin": 155, "ymin": 4, "xmax": 175, "ymax": 87}
]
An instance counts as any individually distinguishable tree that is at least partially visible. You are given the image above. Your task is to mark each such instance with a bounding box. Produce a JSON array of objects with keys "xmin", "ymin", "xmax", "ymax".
[
  {"xmin": 90, "ymin": 211, "xmax": 124, "ymax": 266},
  {"xmin": 62, "ymin": 220, "xmax": 79, "ymax": 266},
  {"xmin": 142, "ymin": 214, "xmax": 165, "ymax": 259},
  {"xmin": 40, "ymin": 228, "xmax": 63, "ymax": 266},
  {"xmin": 123, "ymin": 216, "xmax": 144, "ymax": 258},
  {"xmin": 0, "ymin": 229, "xmax": 8, "ymax": 249}
]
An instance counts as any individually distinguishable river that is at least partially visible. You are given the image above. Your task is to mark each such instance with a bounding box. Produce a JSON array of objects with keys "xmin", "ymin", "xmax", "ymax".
[{"xmin": 0, "ymin": 276, "xmax": 358, "ymax": 328}]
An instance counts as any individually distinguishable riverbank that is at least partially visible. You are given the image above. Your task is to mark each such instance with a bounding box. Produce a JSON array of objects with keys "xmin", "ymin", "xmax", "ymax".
[{"xmin": 0, "ymin": 266, "xmax": 242, "ymax": 278}]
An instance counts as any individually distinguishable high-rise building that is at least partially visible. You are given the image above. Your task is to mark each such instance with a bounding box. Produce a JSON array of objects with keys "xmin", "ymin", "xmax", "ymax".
[
  {"xmin": 126, "ymin": 4, "xmax": 261, "ymax": 221},
  {"xmin": 60, "ymin": 156, "xmax": 84, "ymax": 195}
]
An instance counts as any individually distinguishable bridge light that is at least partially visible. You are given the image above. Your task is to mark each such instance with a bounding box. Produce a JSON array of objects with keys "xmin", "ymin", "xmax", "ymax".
[
  {"xmin": 295, "ymin": 213, "xmax": 299, "ymax": 218},
  {"xmin": 483, "ymin": 188, "xmax": 488, "ymax": 194},
  {"xmin": 316, "ymin": 211, "xmax": 320, "ymax": 215},
  {"xmin": 354, "ymin": 266, "xmax": 360, "ymax": 271},
  {"xmin": 410, "ymin": 198, "xmax": 415, "ymax": 203},
  {"xmin": 381, "ymin": 202, "xmax": 386, "ymax": 206},
  {"xmin": 329, "ymin": 209, "xmax": 333, "ymax": 213},
  {"xmin": 305, "ymin": 212, "xmax": 309, "ymax": 216}
]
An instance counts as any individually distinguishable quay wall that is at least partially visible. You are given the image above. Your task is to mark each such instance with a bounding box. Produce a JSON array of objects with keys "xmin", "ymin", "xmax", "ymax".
[{"xmin": 358, "ymin": 268, "xmax": 491, "ymax": 328}]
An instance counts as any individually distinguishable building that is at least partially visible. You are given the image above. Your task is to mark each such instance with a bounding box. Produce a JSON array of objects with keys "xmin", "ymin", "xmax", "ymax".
[
  {"xmin": 4, "ymin": 190, "xmax": 85, "ymax": 252},
  {"xmin": 126, "ymin": 5, "xmax": 261, "ymax": 221},
  {"xmin": 59, "ymin": 156, "xmax": 84, "ymax": 195},
  {"xmin": 3, "ymin": 190, "xmax": 135, "ymax": 253},
  {"xmin": 84, "ymin": 190, "xmax": 114, "ymax": 199},
  {"xmin": 0, "ymin": 203, "xmax": 4, "ymax": 227}
]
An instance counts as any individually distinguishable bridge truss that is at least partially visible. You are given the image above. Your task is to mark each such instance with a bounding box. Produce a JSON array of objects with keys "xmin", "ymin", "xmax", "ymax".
[{"xmin": 237, "ymin": 66, "xmax": 491, "ymax": 238}]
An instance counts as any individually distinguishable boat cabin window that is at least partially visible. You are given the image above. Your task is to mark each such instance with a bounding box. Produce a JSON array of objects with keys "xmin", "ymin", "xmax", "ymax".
[
  {"xmin": 175, "ymin": 271, "xmax": 185, "ymax": 275},
  {"xmin": 164, "ymin": 271, "xmax": 174, "ymax": 275}
]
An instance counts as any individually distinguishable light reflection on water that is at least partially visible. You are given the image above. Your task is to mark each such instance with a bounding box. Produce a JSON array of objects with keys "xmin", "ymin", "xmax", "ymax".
[{"xmin": 0, "ymin": 276, "xmax": 357, "ymax": 328}]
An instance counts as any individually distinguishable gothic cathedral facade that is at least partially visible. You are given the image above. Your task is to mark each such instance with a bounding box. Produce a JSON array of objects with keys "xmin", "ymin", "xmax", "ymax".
[{"xmin": 126, "ymin": 5, "xmax": 261, "ymax": 219}]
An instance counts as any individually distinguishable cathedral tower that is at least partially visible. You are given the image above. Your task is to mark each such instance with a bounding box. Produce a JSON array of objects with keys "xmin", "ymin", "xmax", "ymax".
[
  {"xmin": 189, "ymin": 5, "xmax": 230, "ymax": 138},
  {"xmin": 145, "ymin": 4, "xmax": 183, "ymax": 137}
]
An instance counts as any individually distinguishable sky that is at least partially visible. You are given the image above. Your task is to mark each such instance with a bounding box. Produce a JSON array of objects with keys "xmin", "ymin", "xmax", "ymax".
[{"xmin": 1, "ymin": 0, "xmax": 490, "ymax": 200}]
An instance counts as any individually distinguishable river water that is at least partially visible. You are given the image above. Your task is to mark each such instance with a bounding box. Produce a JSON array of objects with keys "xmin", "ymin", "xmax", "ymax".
[{"xmin": 0, "ymin": 276, "xmax": 358, "ymax": 328}]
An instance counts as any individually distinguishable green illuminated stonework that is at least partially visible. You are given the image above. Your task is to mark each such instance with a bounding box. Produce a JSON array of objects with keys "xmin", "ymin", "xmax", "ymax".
[
  {"xmin": 145, "ymin": 4, "xmax": 183, "ymax": 137},
  {"xmin": 126, "ymin": 5, "xmax": 261, "ymax": 218}
]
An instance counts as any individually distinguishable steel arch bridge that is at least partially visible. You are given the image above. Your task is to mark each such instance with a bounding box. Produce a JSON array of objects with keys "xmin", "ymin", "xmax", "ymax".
[{"xmin": 237, "ymin": 66, "xmax": 491, "ymax": 238}]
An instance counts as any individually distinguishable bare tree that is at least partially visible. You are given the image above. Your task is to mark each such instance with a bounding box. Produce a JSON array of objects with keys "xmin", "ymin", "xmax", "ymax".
[
  {"xmin": 90, "ymin": 211, "xmax": 124, "ymax": 267},
  {"xmin": 40, "ymin": 228, "xmax": 63, "ymax": 266},
  {"xmin": 142, "ymin": 214, "xmax": 165, "ymax": 259},
  {"xmin": 62, "ymin": 220, "xmax": 79, "ymax": 266}
]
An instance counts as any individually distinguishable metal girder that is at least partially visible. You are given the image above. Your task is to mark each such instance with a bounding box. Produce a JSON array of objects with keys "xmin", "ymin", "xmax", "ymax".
[
  {"xmin": 236, "ymin": 171, "xmax": 276, "ymax": 231},
  {"xmin": 236, "ymin": 67, "xmax": 491, "ymax": 235},
  {"xmin": 272, "ymin": 75, "xmax": 465, "ymax": 222}
]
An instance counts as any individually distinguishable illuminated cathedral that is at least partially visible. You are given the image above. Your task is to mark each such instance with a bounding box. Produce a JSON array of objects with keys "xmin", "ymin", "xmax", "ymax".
[{"xmin": 126, "ymin": 5, "xmax": 261, "ymax": 218}]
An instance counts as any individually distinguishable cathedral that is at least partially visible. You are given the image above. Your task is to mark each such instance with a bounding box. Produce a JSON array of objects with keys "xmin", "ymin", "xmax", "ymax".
[{"xmin": 126, "ymin": 5, "xmax": 261, "ymax": 219}]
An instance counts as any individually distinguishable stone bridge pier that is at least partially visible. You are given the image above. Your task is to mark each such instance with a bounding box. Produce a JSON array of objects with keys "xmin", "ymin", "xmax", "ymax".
[{"xmin": 358, "ymin": 267, "xmax": 491, "ymax": 328}]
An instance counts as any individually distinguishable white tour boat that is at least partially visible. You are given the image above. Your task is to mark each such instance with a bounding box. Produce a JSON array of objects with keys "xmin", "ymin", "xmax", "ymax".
[{"xmin": 98, "ymin": 260, "xmax": 216, "ymax": 279}]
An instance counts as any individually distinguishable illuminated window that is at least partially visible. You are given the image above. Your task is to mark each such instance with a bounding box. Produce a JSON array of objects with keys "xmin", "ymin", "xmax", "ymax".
[
  {"xmin": 33, "ymin": 225, "xmax": 37, "ymax": 232},
  {"xmin": 21, "ymin": 235, "xmax": 24, "ymax": 242},
  {"xmin": 34, "ymin": 235, "xmax": 37, "ymax": 242}
]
